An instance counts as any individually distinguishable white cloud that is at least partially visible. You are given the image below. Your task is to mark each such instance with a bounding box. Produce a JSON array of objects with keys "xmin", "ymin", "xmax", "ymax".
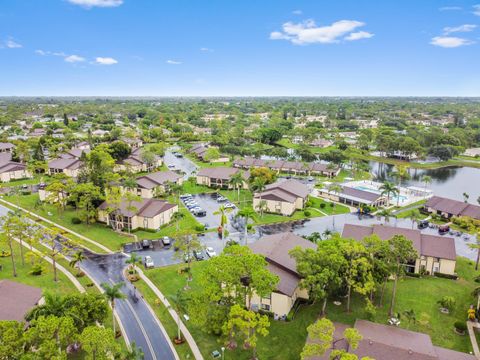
[
  {"xmin": 439, "ymin": 6, "xmax": 462, "ymax": 11},
  {"xmin": 166, "ymin": 60, "xmax": 182, "ymax": 65},
  {"xmin": 344, "ymin": 31, "xmax": 374, "ymax": 41},
  {"xmin": 200, "ymin": 47, "xmax": 213, "ymax": 52},
  {"xmin": 292, "ymin": 10, "xmax": 302, "ymax": 15},
  {"xmin": 474, "ymin": 4, "xmax": 480, "ymax": 16},
  {"xmin": 35, "ymin": 49, "xmax": 47, "ymax": 55},
  {"xmin": 95, "ymin": 57, "xmax": 118, "ymax": 65},
  {"xmin": 443, "ymin": 24, "xmax": 477, "ymax": 34},
  {"xmin": 67, "ymin": 0, "xmax": 123, "ymax": 8},
  {"xmin": 5, "ymin": 39, "xmax": 22, "ymax": 48},
  {"xmin": 65, "ymin": 54, "xmax": 85, "ymax": 63},
  {"xmin": 430, "ymin": 36, "xmax": 474, "ymax": 48},
  {"xmin": 270, "ymin": 19, "xmax": 372, "ymax": 45}
]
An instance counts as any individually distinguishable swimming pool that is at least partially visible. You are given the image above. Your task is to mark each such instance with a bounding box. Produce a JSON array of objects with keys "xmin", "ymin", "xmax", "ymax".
[{"xmin": 352, "ymin": 185, "xmax": 408, "ymax": 202}]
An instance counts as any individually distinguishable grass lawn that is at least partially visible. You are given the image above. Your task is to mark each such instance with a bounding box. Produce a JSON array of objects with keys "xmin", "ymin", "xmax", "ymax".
[
  {"xmin": 0, "ymin": 240, "xmax": 80, "ymax": 296},
  {"xmin": 185, "ymin": 154, "xmax": 232, "ymax": 168},
  {"xmin": 325, "ymin": 257, "xmax": 478, "ymax": 354},
  {"xmin": 308, "ymin": 196, "xmax": 350, "ymax": 216},
  {"xmin": 142, "ymin": 262, "xmax": 321, "ymax": 360},
  {"xmin": 0, "ymin": 174, "xmax": 48, "ymax": 188}
]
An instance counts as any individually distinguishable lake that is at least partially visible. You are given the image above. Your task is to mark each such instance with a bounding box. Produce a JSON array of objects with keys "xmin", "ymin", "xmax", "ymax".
[{"xmin": 370, "ymin": 162, "xmax": 480, "ymax": 202}]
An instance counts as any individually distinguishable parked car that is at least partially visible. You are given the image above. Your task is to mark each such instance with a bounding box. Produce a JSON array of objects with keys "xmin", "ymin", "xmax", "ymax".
[
  {"xmin": 307, "ymin": 176, "xmax": 314, "ymax": 182},
  {"xmin": 438, "ymin": 225, "xmax": 450, "ymax": 235},
  {"xmin": 192, "ymin": 208, "xmax": 206, "ymax": 217},
  {"xmin": 417, "ymin": 220, "xmax": 429, "ymax": 229},
  {"xmin": 217, "ymin": 196, "xmax": 227, "ymax": 202},
  {"xmin": 194, "ymin": 250, "xmax": 205, "ymax": 261},
  {"xmin": 224, "ymin": 202, "xmax": 235, "ymax": 209},
  {"xmin": 175, "ymin": 153, "xmax": 183, "ymax": 158},
  {"xmin": 161, "ymin": 236, "xmax": 172, "ymax": 247},
  {"xmin": 142, "ymin": 239, "xmax": 153, "ymax": 249},
  {"xmin": 180, "ymin": 194, "xmax": 193, "ymax": 199},
  {"xmin": 167, "ymin": 164, "xmax": 176, "ymax": 170},
  {"xmin": 205, "ymin": 247, "xmax": 217, "ymax": 258},
  {"xmin": 144, "ymin": 256, "xmax": 154, "ymax": 269}
]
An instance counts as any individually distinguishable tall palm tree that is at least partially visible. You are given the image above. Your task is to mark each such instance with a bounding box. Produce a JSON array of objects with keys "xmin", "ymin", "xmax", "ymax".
[
  {"xmin": 126, "ymin": 252, "xmax": 141, "ymax": 270},
  {"xmin": 123, "ymin": 342, "xmax": 144, "ymax": 360},
  {"xmin": 327, "ymin": 183, "xmax": 342, "ymax": 229},
  {"xmin": 469, "ymin": 235, "xmax": 480, "ymax": 271},
  {"xmin": 214, "ymin": 205, "xmax": 232, "ymax": 248},
  {"xmin": 421, "ymin": 175, "xmax": 432, "ymax": 198},
  {"xmin": 379, "ymin": 181, "xmax": 399, "ymax": 207},
  {"xmin": 237, "ymin": 206, "xmax": 255, "ymax": 245},
  {"xmin": 392, "ymin": 165, "xmax": 410, "ymax": 206},
  {"xmin": 251, "ymin": 177, "xmax": 266, "ymax": 217},
  {"xmin": 101, "ymin": 282, "xmax": 126, "ymax": 335},
  {"xmin": 229, "ymin": 171, "xmax": 245, "ymax": 203},
  {"xmin": 407, "ymin": 209, "xmax": 422, "ymax": 229},
  {"xmin": 69, "ymin": 250, "xmax": 86, "ymax": 276}
]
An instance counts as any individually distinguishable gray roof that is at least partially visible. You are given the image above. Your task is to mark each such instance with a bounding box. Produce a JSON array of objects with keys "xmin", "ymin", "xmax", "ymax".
[
  {"xmin": 197, "ymin": 167, "xmax": 248, "ymax": 181},
  {"xmin": 48, "ymin": 158, "xmax": 83, "ymax": 170},
  {"xmin": 426, "ymin": 196, "xmax": 480, "ymax": 220},
  {"xmin": 0, "ymin": 280, "xmax": 43, "ymax": 321},
  {"xmin": 255, "ymin": 179, "xmax": 309, "ymax": 203},
  {"xmin": 341, "ymin": 186, "xmax": 382, "ymax": 202},
  {"xmin": 249, "ymin": 232, "xmax": 316, "ymax": 296},
  {"xmin": 0, "ymin": 142, "xmax": 15, "ymax": 150},
  {"xmin": 342, "ymin": 224, "xmax": 456, "ymax": 261},
  {"xmin": 99, "ymin": 197, "xmax": 177, "ymax": 218},
  {"xmin": 136, "ymin": 170, "xmax": 182, "ymax": 189}
]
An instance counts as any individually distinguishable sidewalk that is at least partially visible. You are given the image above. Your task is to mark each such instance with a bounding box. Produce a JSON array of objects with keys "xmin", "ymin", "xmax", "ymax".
[{"xmin": 467, "ymin": 321, "xmax": 480, "ymax": 359}]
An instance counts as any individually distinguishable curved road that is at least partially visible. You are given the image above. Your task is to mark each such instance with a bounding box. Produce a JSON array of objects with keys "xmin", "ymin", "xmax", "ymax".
[{"xmin": 0, "ymin": 204, "xmax": 177, "ymax": 360}]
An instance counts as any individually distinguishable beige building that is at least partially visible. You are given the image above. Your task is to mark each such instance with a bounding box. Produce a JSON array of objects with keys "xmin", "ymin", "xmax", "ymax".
[
  {"xmin": 196, "ymin": 167, "xmax": 249, "ymax": 189},
  {"xmin": 425, "ymin": 195, "xmax": 480, "ymax": 220},
  {"xmin": 0, "ymin": 153, "xmax": 32, "ymax": 182},
  {"xmin": 98, "ymin": 197, "xmax": 178, "ymax": 231},
  {"xmin": 249, "ymin": 232, "xmax": 316, "ymax": 318},
  {"xmin": 48, "ymin": 158, "xmax": 84, "ymax": 178},
  {"xmin": 124, "ymin": 170, "xmax": 184, "ymax": 198},
  {"xmin": 342, "ymin": 224, "xmax": 457, "ymax": 276},
  {"xmin": 114, "ymin": 148, "xmax": 163, "ymax": 173},
  {"xmin": 253, "ymin": 179, "xmax": 309, "ymax": 216}
]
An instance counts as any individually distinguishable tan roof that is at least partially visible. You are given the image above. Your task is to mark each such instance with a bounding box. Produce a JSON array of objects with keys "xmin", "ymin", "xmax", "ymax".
[
  {"xmin": 99, "ymin": 198, "xmax": 177, "ymax": 218},
  {"xmin": 136, "ymin": 170, "xmax": 182, "ymax": 189},
  {"xmin": 426, "ymin": 196, "xmax": 480, "ymax": 219},
  {"xmin": 249, "ymin": 232, "xmax": 316, "ymax": 296},
  {"xmin": 0, "ymin": 280, "xmax": 43, "ymax": 321},
  {"xmin": 255, "ymin": 179, "xmax": 309, "ymax": 203},
  {"xmin": 197, "ymin": 167, "xmax": 248, "ymax": 181},
  {"xmin": 48, "ymin": 158, "xmax": 83, "ymax": 170},
  {"xmin": 342, "ymin": 224, "xmax": 456, "ymax": 261}
]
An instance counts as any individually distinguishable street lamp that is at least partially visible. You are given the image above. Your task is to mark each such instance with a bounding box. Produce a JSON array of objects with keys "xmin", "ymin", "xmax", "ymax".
[{"xmin": 221, "ymin": 347, "xmax": 225, "ymax": 360}]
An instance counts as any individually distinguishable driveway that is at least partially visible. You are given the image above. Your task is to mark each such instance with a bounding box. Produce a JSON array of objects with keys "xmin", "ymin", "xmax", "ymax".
[{"xmin": 164, "ymin": 147, "xmax": 197, "ymax": 179}]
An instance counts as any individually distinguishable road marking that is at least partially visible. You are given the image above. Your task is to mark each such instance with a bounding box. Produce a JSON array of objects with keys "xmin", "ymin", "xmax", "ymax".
[{"xmin": 124, "ymin": 298, "xmax": 157, "ymax": 360}]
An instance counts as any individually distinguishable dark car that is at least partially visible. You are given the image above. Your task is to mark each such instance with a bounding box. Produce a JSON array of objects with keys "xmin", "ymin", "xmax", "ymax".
[
  {"xmin": 438, "ymin": 224, "xmax": 450, "ymax": 235},
  {"xmin": 194, "ymin": 250, "xmax": 205, "ymax": 261},
  {"xmin": 417, "ymin": 220, "xmax": 429, "ymax": 229},
  {"xmin": 142, "ymin": 239, "xmax": 153, "ymax": 249}
]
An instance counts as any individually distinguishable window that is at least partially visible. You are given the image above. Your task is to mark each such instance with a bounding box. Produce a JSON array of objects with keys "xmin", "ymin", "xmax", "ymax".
[{"xmin": 260, "ymin": 304, "xmax": 270, "ymax": 311}]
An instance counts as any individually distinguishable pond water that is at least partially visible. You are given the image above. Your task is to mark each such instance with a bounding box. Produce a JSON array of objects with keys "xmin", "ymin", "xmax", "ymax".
[{"xmin": 370, "ymin": 161, "xmax": 480, "ymax": 202}]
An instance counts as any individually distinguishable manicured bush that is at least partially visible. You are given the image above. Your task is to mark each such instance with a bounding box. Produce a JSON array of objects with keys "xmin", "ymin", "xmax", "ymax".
[
  {"xmin": 195, "ymin": 224, "xmax": 206, "ymax": 232},
  {"xmin": 304, "ymin": 210, "xmax": 311, "ymax": 217},
  {"xmin": 437, "ymin": 296, "xmax": 456, "ymax": 311},
  {"xmin": 406, "ymin": 272, "xmax": 421, "ymax": 278},
  {"xmin": 71, "ymin": 217, "xmax": 82, "ymax": 224},
  {"xmin": 29, "ymin": 264, "xmax": 43, "ymax": 276},
  {"xmin": 434, "ymin": 272, "xmax": 458, "ymax": 280},
  {"xmin": 320, "ymin": 203, "xmax": 326, "ymax": 209},
  {"xmin": 454, "ymin": 321, "xmax": 467, "ymax": 332}
]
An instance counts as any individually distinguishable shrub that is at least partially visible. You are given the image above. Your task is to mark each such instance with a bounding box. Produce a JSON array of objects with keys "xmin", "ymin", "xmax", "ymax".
[
  {"xmin": 304, "ymin": 210, "xmax": 311, "ymax": 217},
  {"xmin": 195, "ymin": 224, "xmax": 206, "ymax": 232},
  {"xmin": 247, "ymin": 224, "xmax": 253, "ymax": 230},
  {"xmin": 71, "ymin": 217, "xmax": 82, "ymax": 224},
  {"xmin": 437, "ymin": 296, "xmax": 456, "ymax": 311},
  {"xmin": 454, "ymin": 321, "xmax": 467, "ymax": 332},
  {"xmin": 29, "ymin": 264, "xmax": 43, "ymax": 276},
  {"xmin": 320, "ymin": 203, "xmax": 326, "ymax": 209},
  {"xmin": 406, "ymin": 272, "xmax": 421, "ymax": 278},
  {"xmin": 434, "ymin": 272, "xmax": 458, "ymax": 280},
  {"xmin": 365, "ymin": 301, "xmax": 376, "ymax": 321}
]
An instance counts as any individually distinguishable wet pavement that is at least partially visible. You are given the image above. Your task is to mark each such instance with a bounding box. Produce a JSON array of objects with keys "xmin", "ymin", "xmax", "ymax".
[{"xmin": 164, "ymin": 147, "xmax": 197, "ymax": 179}]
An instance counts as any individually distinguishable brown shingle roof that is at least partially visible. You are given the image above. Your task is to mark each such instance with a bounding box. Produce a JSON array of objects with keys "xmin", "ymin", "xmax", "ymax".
[
  {"xmin": 197, "ymin": 167, "xmax": 248, "ymax": 181},
  {"xmin": 257, "ymin": 179, "xmax": 310, "ymax": 201},
  {"xmin": 0, "ymin": 280, "xmax": 43, "ymax": 321},
  {"xmin": 48, "ymin": 158, "xmax": 83, "ymax": 170},
  {"xmin": 342, "ymin": 224, "xmax": 456, "ymax": 261},
  {"xmin": 99, "ymin": 198, "xmax": 177, "ymax": 218},
  {"xmin": 426, "ymin": 196, "xmax": 480, "ymax": 219},
  {"xmin": 136, "ymin": 170, "xmax": 182, "ymax": 189}
]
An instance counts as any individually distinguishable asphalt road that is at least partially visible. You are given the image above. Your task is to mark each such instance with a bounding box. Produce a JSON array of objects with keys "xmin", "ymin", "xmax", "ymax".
[{"xmin": 164, "ymin": 147, "xmax": 198, "ymax": 179}]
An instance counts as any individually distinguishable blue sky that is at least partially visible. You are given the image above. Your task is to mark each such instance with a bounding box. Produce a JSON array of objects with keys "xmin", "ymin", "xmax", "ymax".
[{"xmin": 1, "ymin": 0, "xmax": 480, "ymax": 96}]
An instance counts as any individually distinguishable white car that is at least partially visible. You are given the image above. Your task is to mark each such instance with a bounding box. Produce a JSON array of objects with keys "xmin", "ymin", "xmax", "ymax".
[
  {"xmin": 144, "ymin": 256, "xmax": 154, "ymax": 269},
  {"xmin": 205, "ymin": 247, "xmax": 217, "ymax": 258},
  {"xmin": 224, "ymin": 203, "xmax": 235, "ymax": 209}
]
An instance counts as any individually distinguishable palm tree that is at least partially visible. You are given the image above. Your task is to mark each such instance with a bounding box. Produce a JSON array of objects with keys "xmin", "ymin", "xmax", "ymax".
[
  {"xmin": 237, "ymin": 206, "xmax": 255, "ymax": 245},
  {"xmin": 214, "ymin": 205, "xmax": 232, "ymax": 248},
  {"xmin": 25, "ymin": 292, "xmax": 66, "ymax": 321},
  {"xmin": 123, "ymin": 342, "xmax": 144, "ymax": 360},
  {"xmin": 403, "ymin": 309, "xmax": 416, "ymax": 329},
  {"xmin": 327, "ymin": 183, "xmax": 342, "ymax": 229},
  {"xmin": 380, "ymin": 181, "xmax": 399, "ymax": 207},
  {"xmin": 171, "ymin": 211, "xmax": 184, "ymax": 235},
  {"xmin": 407, "ymin": 209, "xmax": 421, "ymax": 229},
  {"xmin": 468, "ymin": 235, "xmax": 480, "ymax": 271},
  {"xmin": 229, "ymin": 171, "xmax": 245, "ymax": 202},
  {"xmin": 421, "ymin": 175, "xmax": 432, "ymax": 198},
  {"xmin": 101, "ymin": 282, "xmax": 126, "ymax": 336},
  {"xmin": 251, "ymin": 177, "xmax": 266, "ymax": 217},
  {"xmin": 69, "ymin": 250, "xmax": 86, "ymax": 276},
  {"xmin": 126, "ymin": 252, "xmax": 141, "ymax": 271},
  {"xmin": 392, "ymin": 165, "xmax": 410, "ymax": 206}
]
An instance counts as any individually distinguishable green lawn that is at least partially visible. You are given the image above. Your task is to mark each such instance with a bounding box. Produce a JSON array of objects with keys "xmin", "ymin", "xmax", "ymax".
[
  {"xmin": 308, "ymin": 196, "xmax": 351, "ymax": 215},
  {"xmin": 142, "ymin": 262, "xmax": 321, "ymax": 360},
  {"xmin": 0, "ymin": 240, "xmax": 80, "ymax": 296},
  {"xmin": 142, "ymin": 257, "xmax": 479, "ymax": 358}
]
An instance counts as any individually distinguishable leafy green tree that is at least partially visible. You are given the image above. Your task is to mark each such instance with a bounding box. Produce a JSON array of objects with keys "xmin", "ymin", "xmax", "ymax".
[
  {"xmin": 108, "ymin": 140, "xmax": 131, "ymax": 161},
  {"xmin": 222, "ymin": 304, "xmax": 270, "ymax": 358},
  {"xmin": 0, "ymin": 214, "xmax": 23, "ymax": 277},
  {"xmin": 80, "ymin": 326, "xmax": 120, "ymax": 360},
  {"xmin": 172, "ymin": 234, "xmax": 203, "ymax": 286},
  {"xmin": 300, "ymin": 318, "xmax": 369, "ymax": 360},
  {"xmin": 68, "ymin": 182, "xmax": 102, "ymax": 225},
  {"xmin": 123, "ymin": 341, "xmax": 145, "ymax": 360},
  {"xmin": 388, "ymin": 235, "xmax": 418, "ymax": 316},
  {"xmin": 126, "ymin": 252, "xmax": 142, "ymax": 270},
  {"xmin": 204, "ymin": 147, "xmax": 220, "ymax": 162},
  {"xmin": 379, "ymin": 181, "xmax": 398, "ymax": 207},
  {"xmin": 0, "ymin": 320, "xmax": 25, "ymax": 359},
  {"xmin": 46, "ymin": 180, "xmax": 69, "ymax": 215}
]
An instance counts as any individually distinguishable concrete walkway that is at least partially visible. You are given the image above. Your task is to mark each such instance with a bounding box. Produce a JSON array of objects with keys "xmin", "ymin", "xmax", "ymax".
[
  {"xmin": 137, "ymin": 267, "xmax": 204, "ymax": 360},
  {"xmin": 12, "ymin": 238, "xmax": 86, "ymax": 293},
  {"xmin": 0, "ymin": 199, "xmax": 113, "ymax": 254},
  {"xmin": 467, "ymin": 321, "xmax": 480, "ymax": 359}
]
